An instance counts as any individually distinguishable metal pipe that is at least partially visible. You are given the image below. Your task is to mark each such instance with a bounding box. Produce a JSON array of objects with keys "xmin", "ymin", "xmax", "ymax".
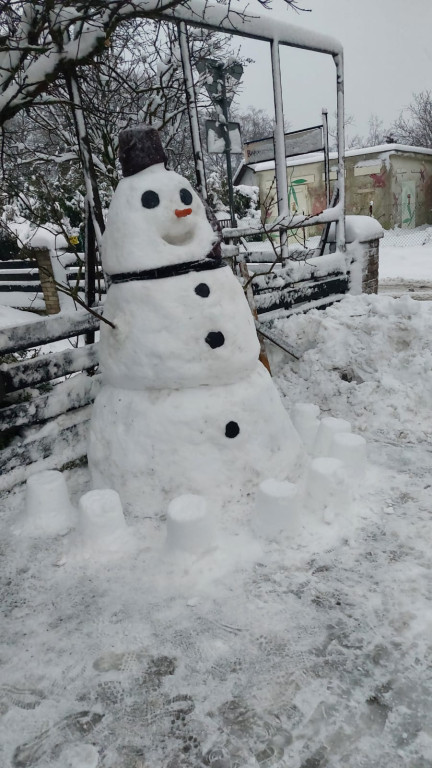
[
  {"xmin": 334, "ymin": 52, "xmax": 346, "ymax": 251},
  {"xmin": 162, "ymin": 2, "xmax": 343, "ymax": 56},
  {"xmin": 322, "ymin": 107, "xmax": 330, "ymax": 208},
  {"xmin": 270, "ymin": 40, "xmax": 288, "ymax": 261},
  {"xmin": 220, "ymin": 70, "xmax": 237, "ymax": 228},
  {"xmin": 177, "ymin": 22, "xmax": 207, "ymax": 200}
]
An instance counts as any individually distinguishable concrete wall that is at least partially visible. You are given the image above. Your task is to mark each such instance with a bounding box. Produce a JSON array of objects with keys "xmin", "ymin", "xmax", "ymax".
[
  {"xmin": 252, "ymin": 149, "xmax": 432, "ymax": 231},
  {"xmin": 388, "ymin": 153, "xmax": 432, "ymax": 229},
  {"xmin": 347, "ymin": 154, "xmax": 390, "ymax": 226}
]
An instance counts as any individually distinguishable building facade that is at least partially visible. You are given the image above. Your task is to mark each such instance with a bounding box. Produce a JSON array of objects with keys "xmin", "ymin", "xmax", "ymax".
[{"xmin": 234, "ymin": 144, "xmax": 432, "ymax": 231}]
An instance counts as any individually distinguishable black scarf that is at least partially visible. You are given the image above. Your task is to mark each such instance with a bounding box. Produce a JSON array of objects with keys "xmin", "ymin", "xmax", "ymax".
[{"xmin": 109, "ymin": 255, "xmax": 226, "ymax": 284}]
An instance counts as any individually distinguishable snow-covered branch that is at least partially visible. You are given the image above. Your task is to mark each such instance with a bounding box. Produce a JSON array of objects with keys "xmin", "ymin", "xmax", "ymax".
[{"xmin": 0, "ymin": 0, "xmax": 308, "ymax": 127}]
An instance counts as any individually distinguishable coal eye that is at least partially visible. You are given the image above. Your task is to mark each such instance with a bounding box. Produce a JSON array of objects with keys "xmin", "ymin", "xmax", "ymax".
[
  {"xmin": 180, "ymin": 188, "xmax": 193, "ymax": 206},
  {"xmin": 141, "ymin": 190, "xmax": 160, "ymax": 208}
]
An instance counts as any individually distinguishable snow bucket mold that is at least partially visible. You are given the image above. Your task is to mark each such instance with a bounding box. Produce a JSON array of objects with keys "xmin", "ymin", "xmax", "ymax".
[
  {"xmin": 306, "ymin": 457, "xmax": 351, "ymax": 524},
  {"xmin": 77, "ymin": 489, "xmax": 129, "ymax": 554},
  {"xmin": 254, "ymin": 478, "xmax": 301, "ymax": 538},
  {"xmin": 291, "ymin": 402, "xmax": 320, "ymax": 453},
  {"xmin": 329, "ymin": 432, "xmax": 367, "ymax": 481},
  {"xmin": 23, "ymin": 470, "xmax": 74, "ymax": 536},
  {"xmin": 166, "ymin": 494, "xmax": 214, "ymax": 554},
  {"xmin": 313, "ymin": 417, "xmax": 351, "ymax": 457}
]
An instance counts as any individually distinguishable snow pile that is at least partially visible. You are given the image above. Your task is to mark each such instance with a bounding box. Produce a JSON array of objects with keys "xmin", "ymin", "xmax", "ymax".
[{"xmin": 273, "ymin": 293, "xmax": 432, "ymax": 444}]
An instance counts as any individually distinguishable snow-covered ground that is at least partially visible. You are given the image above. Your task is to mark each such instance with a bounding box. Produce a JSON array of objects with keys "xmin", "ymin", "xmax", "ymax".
[
  {"xmin": 379, "ymin": 227, "xmax": 432, "ymax": 296},
  {"xmin": 375, "ymin": 225, "xmax": 432, "ymax": 297},
  {"xmin": 379, "ymin": 244, "xmax": 432, "ymax": 283},
  {"xmin": 1, "ymin": 292, "xmax": 431, "ymax": 767}
]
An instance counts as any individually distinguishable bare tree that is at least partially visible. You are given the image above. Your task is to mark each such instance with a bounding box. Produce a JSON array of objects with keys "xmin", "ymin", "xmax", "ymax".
[
  {"xmin": 1, "ymin": 19, "xmax": 242, "ymax": 248},
  {"xmin": 328, "ymin": 111, "xmax": 391, "ymax": 151},
  {"xmin": 328, "ymin": 112, "xmax": 361, "ymax": 150},
  {"xmin": 0, "ymin": 0, "xmax": 308, "ymax": 128},
  {"xmin": 235, "ymin": 105, "xmax": 279, "ymax": 142},
  {"xmin": 364, "ymin": 114, "xmax": 388, "ymax": 147},
  {"xmin": 392, "ymin": 91, "xmax": 432, "ymax": 148}
]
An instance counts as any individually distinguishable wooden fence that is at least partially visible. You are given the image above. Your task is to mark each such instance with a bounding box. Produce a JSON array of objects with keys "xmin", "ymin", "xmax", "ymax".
[
  {"xmin": 0, "ymin": 255, "xmax": 106, "ymax": 312},
  {"xmin": 0, "ymin": 259, "xmax": 43, "ymax": 305},
  {"xmin": 66, "ymin": 263, "xmax": 106, "ymax": 297},
  {"xmin": 247, "ymin": 251, "xmax": 350, "ymax": 321},
  {"xmin": 0, "ymin": 309, "xmax": 101, "ymax": 491}
]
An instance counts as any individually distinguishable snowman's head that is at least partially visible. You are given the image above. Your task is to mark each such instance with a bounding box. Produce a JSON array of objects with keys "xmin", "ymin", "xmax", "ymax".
[{"xmin": 102, "ymin": 163, "xmax": 218, "ymax": 275}]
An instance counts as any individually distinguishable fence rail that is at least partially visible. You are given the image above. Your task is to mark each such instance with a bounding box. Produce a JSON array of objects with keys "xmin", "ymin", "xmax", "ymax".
[
  {"xmin": 66, "ymin": 265, "xmax": 106, "ymax": 296},
  {"xmin": 0, "ymin": 308, "xmax": 101, "ymax": 490},
  {"xmin": 0, "ymin": 256, "xmax": 106, "ymax": 309},
  {"xmin": 0, "ymin": 259, "xmax": 42, "ymax": 294},
  {"xmin": 232, "ymin": 247, "xmax": 350, "ymax": 321}
]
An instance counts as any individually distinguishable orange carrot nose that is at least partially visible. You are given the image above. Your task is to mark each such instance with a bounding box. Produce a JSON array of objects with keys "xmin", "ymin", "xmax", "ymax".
[{"xmin": 175, "ymin": 208, "xmax": 192, "ymax": 218}]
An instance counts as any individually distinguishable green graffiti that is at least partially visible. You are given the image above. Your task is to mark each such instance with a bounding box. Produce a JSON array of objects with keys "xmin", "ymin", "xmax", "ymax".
[{"xmin": 403, "ymin": 201, "xmax": 414, "ymax": 225}]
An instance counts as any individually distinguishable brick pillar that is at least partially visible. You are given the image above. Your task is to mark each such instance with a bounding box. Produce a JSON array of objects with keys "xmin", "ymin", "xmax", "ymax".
[
  {"xmin": 346, "ymin": 236, "xmax": 381, "ymax": 296},
  {"xmin": 31, "ymin": 247, "xmax": 61, "ymax": 314},
  {"xmin": 359, "ymin": 237, "xmax": 380, "ymax": 294}
]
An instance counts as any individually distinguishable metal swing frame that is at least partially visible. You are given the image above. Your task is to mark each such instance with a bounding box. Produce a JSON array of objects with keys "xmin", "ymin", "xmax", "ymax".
[{"xmin": 156, "ymin": 0, "xmax": 346, "ymax": 257}]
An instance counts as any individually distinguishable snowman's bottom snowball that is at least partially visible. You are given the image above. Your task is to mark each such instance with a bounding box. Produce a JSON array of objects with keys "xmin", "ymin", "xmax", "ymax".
[{"xmin": 88, "ymin": 365, "xmax": 303, "ymax": 515}]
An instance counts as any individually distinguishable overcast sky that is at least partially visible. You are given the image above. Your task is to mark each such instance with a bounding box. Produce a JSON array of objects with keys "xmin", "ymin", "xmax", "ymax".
[{"xmin": 235, "ymin": 0, "xmax": 432, "ymax": 141}]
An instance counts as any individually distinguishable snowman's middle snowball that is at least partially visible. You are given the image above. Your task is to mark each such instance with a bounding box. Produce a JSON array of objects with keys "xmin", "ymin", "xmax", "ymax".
[{"xmin": 100, "ymin": 266, "xmax": 260, "ymax": 390}]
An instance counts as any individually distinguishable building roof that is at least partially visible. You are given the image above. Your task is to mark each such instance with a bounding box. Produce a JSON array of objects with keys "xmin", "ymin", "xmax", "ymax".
[{"xmin": 234, "ymin": 143, "xmax": 432, "ymax": 185}]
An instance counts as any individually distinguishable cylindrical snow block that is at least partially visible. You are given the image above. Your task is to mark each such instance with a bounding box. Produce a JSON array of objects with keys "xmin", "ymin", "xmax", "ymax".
[
  {"xmin": 166, "ymin": 494, "xmax": 212, "ymax": 554},
  {"xmin": 25, "ymin": 470, "xmax": 74, "ymax": 535},
  {"xmin": 291, "ymin": 403, "xmax": 320, "ymax": 453},
  {"xmin": 313, "ymin": 417, "xmax": 351, "ymax": 457},
  {"xmin": 60, "ymin": 743, "xmax": 99, "ymax": 768},
  {"xmin": 329, "ymin": 432, "xmax": 367, "ymax": 480},
  {"xmin": 254, "ymin": 478, "xmax": 300, "ymax": 538},
  {"xmin": 306, "ymin": 457, "xmax": 351, "ymax": 524},
  {"xmin": 78, "ymin": 489, "xmax": 127, "ymax": 551}
]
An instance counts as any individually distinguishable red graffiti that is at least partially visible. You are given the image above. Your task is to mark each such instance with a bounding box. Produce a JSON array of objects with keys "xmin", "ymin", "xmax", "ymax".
[
  {"xmin": 311, "ymin": 192, "xmax": 327, "ymax": 216},
  {"xmin": 370, "ymin": 169, "xmax": 387, "ymax": 188}
]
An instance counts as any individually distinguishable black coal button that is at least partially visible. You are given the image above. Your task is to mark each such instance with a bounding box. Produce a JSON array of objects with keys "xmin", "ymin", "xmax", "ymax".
[
  {"xmin": 205, "ymin": 331, "xmax": 224, "ymax": 348},
  {"xmin": 225, "ymin": 421, "xmax": 240, "ymax": 438},
  {"xmin": 195, "ymin": 283, "xmax": 210, "ymax": 298}
]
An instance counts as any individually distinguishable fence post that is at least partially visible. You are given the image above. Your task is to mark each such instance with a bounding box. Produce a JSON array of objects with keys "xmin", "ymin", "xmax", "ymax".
[
  {"xmin": 28, "ymin": 247, "xmax": 61, "ymax": 314},
  {"xmin": 358, "ymin": 238, "xmax": 380, "ymax": 294},
  {"xmin": 85, "ymin": 198, "xmax": 96, "ymax": 344}
]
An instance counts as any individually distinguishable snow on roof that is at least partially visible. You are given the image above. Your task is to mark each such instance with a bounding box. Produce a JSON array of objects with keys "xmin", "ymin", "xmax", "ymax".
[{"xmin": 241, "ymin": 144, "xmax": 432, "ymax": 176}]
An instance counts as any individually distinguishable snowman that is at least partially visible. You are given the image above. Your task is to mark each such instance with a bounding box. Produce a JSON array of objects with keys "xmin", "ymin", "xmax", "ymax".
[{"xmin": 88, "ymin": 126, "xmax": 303, "ymax": 515}]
